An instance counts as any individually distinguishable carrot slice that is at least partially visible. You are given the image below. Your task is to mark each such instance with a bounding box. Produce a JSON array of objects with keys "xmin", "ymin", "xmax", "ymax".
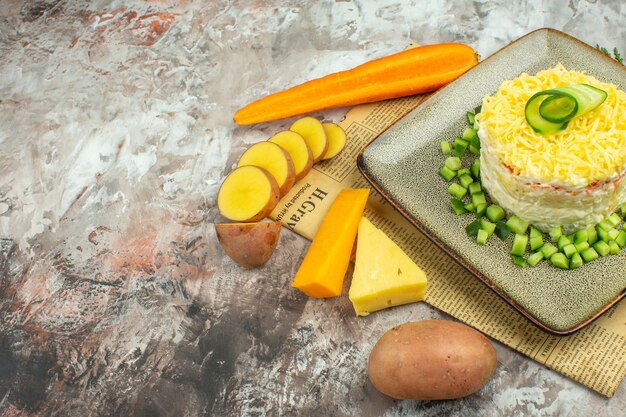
[
  {"xmin": 234, "ymin": 43, "xmax": 478, "ymax": 125},
  {"xmin": 291, "ymin": 188, "xmax": 369, "ymax": 298}
]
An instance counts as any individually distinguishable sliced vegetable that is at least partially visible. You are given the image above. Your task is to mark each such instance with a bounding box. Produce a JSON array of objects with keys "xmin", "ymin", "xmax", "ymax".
[
  {"xmin": 468, "ymin": 182, "xmax": 482, "ymax": 195},
  {"xmin": 448, "ymin": 183, "xmax": 467, "ymax": 199},
  {"xmin": 512, "ymin": 255, "xmax": 527, "ymax": 268},
  {"xmin": 486, "ymin": 204, "xmax": 505, "ymax": 222},
  {"xmin": 506, "ymin": 215, "xmax": 528, "ymax": 235},
  {"xmin": 540, "ymin": 243, "xmax": 558, "ymax": 259},
  {"xmin": 550, "ymin": 253, "xmax": 569, "ymax": 269},
  {"xmin": 525, "ymin": 84, "xmax": 608, "ymax": 135},
  {"xmin": 527, "ymin": 251, "xmax": 544, "ymax": 267},
  {"xmin": 480, "ymin": 219, "xmax": 496, "ymax": 237},
  {"xmin": 439, "ymin": 166, "xmax": 457, "ymax": 181},
  {"xmin": 234, "ymin": 43, "xmax": 478, "ymax": 124},
  {"xmin": 459, "ymin": 174, "xmax": 474, "ymax": 189},
  {"xmin": 476, "ymin": 229, "xmax": 489, "ymax": 245},
  {"xmin": 441, "ymin": 141, "xmax": 451, "ymax": 155},
  {"xmin": 465, "ymin": 220, "xmax": 481, "ymax": 237},
  {"xmin": 511, "ymin": 234, "xmax": 528, "ymax": 256},
  {"xmin": 451, "ymin": 198, "xmax": 467, "ymax": 215},
  {"xmin": 494, "ymin": 221, "xmax": 510, "ymax": 240},
  {"xmin": 453, "ymin": 138, "xmax": 469, "ymax": 156},
  {"xmin": 292, "ymin": 189, "xmax": 369, "ymax": 298},
  {"xmin": 470, "ymin": 159, "xmax": 480, "ymax": 180},
  {"xmin": 445, "ymin": 156, "xmax": 462, "ymax": 171},
  {"xmin": 593, "ymin": 240, "xmax": 610, "ymax": 256},
  {"xmin": 580, "ymin": 247, "xmax": 599, "ymax": 263},
  {"xmin": 549, "ymin": 226, "xmax": 563, "ymax": 242},
  {"xmin": 570, "ymin": 253, "xmax": 583, "ymax": 269}
]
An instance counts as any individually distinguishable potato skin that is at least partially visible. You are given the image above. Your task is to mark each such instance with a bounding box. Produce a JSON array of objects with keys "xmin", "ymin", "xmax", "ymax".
[
  {"xmin": 215, "ymin": 221, "xmax": 281, "ymax": 269},
  {"xmin": 368, "ymin": 320, "xmax": 497, "ymax": 400}
]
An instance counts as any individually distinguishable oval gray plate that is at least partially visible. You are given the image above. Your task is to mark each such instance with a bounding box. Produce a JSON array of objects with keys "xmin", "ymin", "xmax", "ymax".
[{"xmin": 357, "ymin": 28, "xmax": 626, "ymax": 335}]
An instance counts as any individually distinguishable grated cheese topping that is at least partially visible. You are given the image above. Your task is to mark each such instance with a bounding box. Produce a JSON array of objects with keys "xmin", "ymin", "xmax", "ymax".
[{"xmin": 476, "ymin": 64, "xmax": 626, "ymax": 187}]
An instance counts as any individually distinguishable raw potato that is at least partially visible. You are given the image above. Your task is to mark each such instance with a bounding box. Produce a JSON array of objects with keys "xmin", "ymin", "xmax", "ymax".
[
  {"xmin": 320, "ymin": 122, "xmax": 347, "ymax": 160},
  {"xmin": 215, "ymin": 221, "xmax": 282, "ymax": 269},
  {"xmin": 237, "ymin": 141, "xmax": 296, "ymax": 197},
  {"xmin": 268, "ymin": 130, "xmax": 314, "ymax": 181},
  {"xmin": 368, "ymin": 320, "xmax": 497, "ymax": 400},
  {"xmin": 217, "ymin": 165, "xmax": 280, "ymax": 222},
  {"xmin": 290, "ymin": 116, "xmax": 328, "ymax": 162}
]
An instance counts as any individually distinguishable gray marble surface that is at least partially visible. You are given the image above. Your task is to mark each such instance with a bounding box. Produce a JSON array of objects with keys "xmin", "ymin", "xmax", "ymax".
[{"xmin": 0, "ymin": 0, "xmax": 625, "ymax": 416}]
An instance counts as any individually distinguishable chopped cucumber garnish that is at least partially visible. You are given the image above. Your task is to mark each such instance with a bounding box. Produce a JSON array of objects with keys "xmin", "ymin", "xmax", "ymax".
[
  {"xmin": 597, "ymin": 226, "xmax": 610, "ymax": 242},
  {"xmin": 580, "ymin": 247, "xmax": 599, "ymax": 263},
  {"xmin": 550, "ymin": 253, "xmax": 569, "ymax": 269},
  {"xmin": 470, "ymin": 159, "xmax": 480, "ymax": 180},
  {"xmin": 453, "ymin": 138, "xmax": 469, "ymax": 156},
  {"xmin": 511, "ymin": 234, "xmax": 528, "ymax": 256},
  {"xmin": 466, "ymin": 112, "xmax": 475, "ymax": 126},
  {"xmin": 529, "ymin": 226, "xmax": 542, "ymax": 239},
  {"xmin": 586, "ymin": 226, "xmax": 598, "ymax": 244},
  {"xmin": 486, "ymin": 204, "xmax": 505, "ymax": 222},
  {"xmin": 557, "ymin": 235, "xmax": 571, "ymax": 251},
  {"xmin": 562, "ymin": 243, "xmax": 577, "ymax": 258},
  {"xmin": 445, "ymin": 156, "xmax": 462, "ymax": 171},
  {"xmin": 615, "ymin": 231, "xmax": 626, "ymax": 247},
  {"xmin": 466, "ymin": 220, "xmax": 481, "ymax": 237},
  {"xmin": 468, "ymin": 182, "xmax": 482, "ymax": 195},
  {"xmin": 439, "ymin": 166, "xmax": 457, "ymax": 181},
  {"xmin": 448, "ymin": 183, "xmax": 467, "ymax": 199},
  {"xmin": 476, "ymin": 229, "xmax": 488, "ymax": 245},
  {"xmin": 506, "ymin": 215, "xmax": 529, "ymax": 234},
  {"xmin": 451, "ymin": 198, "xmax": 467, "ymax": 215},
  {"xmin": 459, "ymin": 174, "xmax": 474, "ymax": 188},
  {"xmin": 609, "ymin": 240, "xmax": 620, "ymax": 255},
  {"xmin": 462, "ymin": 127, "xmax": 478, "ymax": 142},
  {"xmin": 593, "ymin": 240, "xmax": 610, "ymax": 256},
  {"xmin": 440, "ymin": 141, "xmax": 451, "ymax": 155},
  {"xmin": 457, "ymin": 168, "xmax": 471, "ymax": 177},
  {"xmin": 574, "ymin": 241, "xmax": 590, "ymax": 252},
  {"xmin": 608, "ymin": 228, "xmax": 620, "ymax": 241},
  {"xmin": 548, "ymin": 226, "xmax": 563, "ymax": 242},
  {"xmin": 570, "ymin": 253, "xmax": 583, "ymax": 269},
  {"xmin": 598, "ymin": 218, "xmax": 614, "ymax": 231},
  {"xmin": 540, "ymin": 243, "xmax": 558, "ymax": 259},
  {"xmin": 607, "ymin": 213, "xmax": 621, "ymax": 227},
  {"xmin": 471, "ymin": 192, "xmax": 487, "ymax": 207},
  {"xmin": 527, "ymin": 251, "xmax": 544, "ymax": 267},
  {"xmin": 480, "ymin": 219, "xmax": 496, "ymax": 237},
  {"xmin": 464, "ymin": 203, "xmax": 476, "ymax": 212},
  {"xmin": 529, "ymin": 235, "xmax": 544, "ymax": 251},
  {"xmin": 494, "ymin": 221, "xmax": 510, "ymax": 240},
  {"xmin": 573, "ymin": 229, "xmax": 587, "ymax": 244},
  {"xmin": 475, "ymin": 203, "xmax": 487, "ymax": 218},
  {"xmin": 512, "ymin": 255, "xmax": 527, "ymax": 267}
]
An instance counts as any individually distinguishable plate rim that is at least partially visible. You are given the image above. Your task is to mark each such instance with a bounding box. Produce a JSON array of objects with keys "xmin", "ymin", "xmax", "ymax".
[{"xmin": 356, "ymin": 27, "xmax": 626, "ymax": 335}]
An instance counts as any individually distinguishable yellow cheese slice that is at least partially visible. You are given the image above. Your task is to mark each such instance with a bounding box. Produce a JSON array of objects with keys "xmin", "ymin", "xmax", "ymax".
[{"xmin": 348, "ymin": 217, "xmax": 428, "ymax": 316}]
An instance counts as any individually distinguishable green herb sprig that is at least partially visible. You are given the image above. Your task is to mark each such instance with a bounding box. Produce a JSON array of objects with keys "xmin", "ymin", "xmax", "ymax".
[{"xmin": 596, "ymin": 44, "xmax": 623, "ymax": 64}]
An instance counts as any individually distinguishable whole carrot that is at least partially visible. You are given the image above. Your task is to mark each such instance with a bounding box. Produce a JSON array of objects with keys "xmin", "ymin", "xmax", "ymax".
[{"xmin": 234, "ymin": 43, "xmax": 478, "ymax": 125}]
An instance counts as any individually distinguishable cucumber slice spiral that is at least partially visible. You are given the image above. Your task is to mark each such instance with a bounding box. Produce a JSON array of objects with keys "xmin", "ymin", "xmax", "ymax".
[{"xmin": 524, "ymin": 84, "xmax": 607, "ymax": 134}]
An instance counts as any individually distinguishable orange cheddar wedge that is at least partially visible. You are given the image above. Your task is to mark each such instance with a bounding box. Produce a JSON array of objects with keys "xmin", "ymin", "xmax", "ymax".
[{"xmin": 292, "ymin": 188, "xmax": 370, "ymax": 298}]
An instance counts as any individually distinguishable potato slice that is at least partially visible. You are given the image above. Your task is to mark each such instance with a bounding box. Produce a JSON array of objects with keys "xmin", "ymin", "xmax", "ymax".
[
  {"xmin": 320, "ymin": 123, "xmax": 347, "ymax": 160},
  {"xmin": 217, "ymin": 165, "xmax": 280, "ymax": 222},
  {"xmin": 268, "ymin": 130, "xmax": 314, "ymax": 181},
  {"xmin": 215, "ymin": 221, "xmax": 281, "ymax": 269},
  {"xmin": 237, "ymin": 141, "xmax": 296, "ymax": 197},
  {"xmin": 290, "ymin": 116, "xmax": 328, "ymax": 162}
]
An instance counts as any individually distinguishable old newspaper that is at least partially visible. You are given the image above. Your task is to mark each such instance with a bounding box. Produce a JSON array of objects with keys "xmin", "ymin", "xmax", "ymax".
[{"xmin": 269, "ymin": 95, "xmax": 626, "ymax": 397}]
